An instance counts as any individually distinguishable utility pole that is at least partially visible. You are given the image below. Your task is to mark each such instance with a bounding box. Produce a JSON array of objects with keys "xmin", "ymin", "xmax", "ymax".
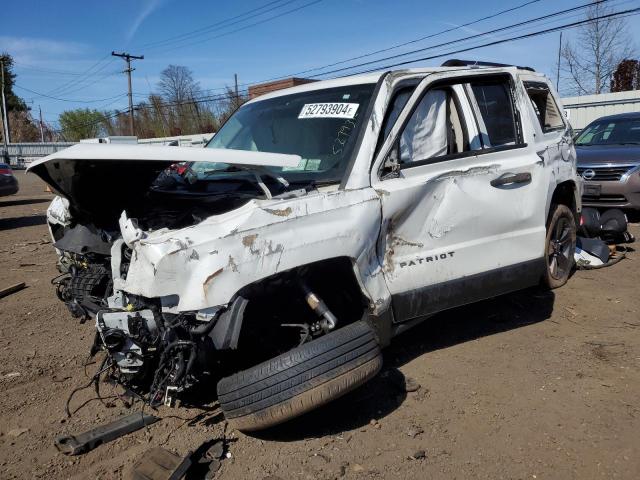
[
  {"xmin": 234, "ymin": 73, "xmax": 239, "ymax": 105},
  {"xmin": 556, "ymin": 31, "xmax": 563, "ymax": 92},
  {"xmin": 112, "ymin": 51, "xmax": 144, "ymax": 136},
  {"xmin": 38, "ymin": 105, "xmax": 45, "ymax": 142},
  {"xmin": 1, "ymin": 59, "xmax": 10, "ymax": 162}
]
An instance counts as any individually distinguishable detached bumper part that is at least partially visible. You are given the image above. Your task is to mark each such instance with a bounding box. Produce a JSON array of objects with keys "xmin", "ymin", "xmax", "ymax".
[{"xmin": 54, "ymin": 412, "xmax": 159, "ymax": 455}]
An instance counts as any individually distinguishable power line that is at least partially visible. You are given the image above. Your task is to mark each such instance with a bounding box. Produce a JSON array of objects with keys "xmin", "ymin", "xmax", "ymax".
[
  {"xmin": 138, "ymin": 5, "xmax": 640, "ymax": 109},
  {"xmin": 44, "ymin": 55, "xmax": 113, "ymax": 97},
  {"xmin": 348, "ymin": 6, "xmax": 640, "ymax": 76},
  {"xmin": 12, "ymin": 61, "xmax": 89, "ymax": 76},
  {"xmin": 25, "ymin": 0, "xmax": 322, "ymax": 108},
  {"xmin": 291, "ymin": 0, "xmax": 546, "ymax": 77},
  {"xmin": 14, "ymin": 85, "xmax": 127, "ymax": 103},
  {"xmin": 187, "ymin": 0, "xmax": 611, "ymax": 97},
  {"xmin": 157, "ymin": 0, "xmax": 325, "ymax": 53},
  {"xmin": 51, "ymin": 4, "xmax": 638, "ymax": 135},
  {"xmin": 31, "ymin": 0, "xmax": 573, "ymax": 106},
  {"xmin": 51, "ymin": 88, "xmax": 243, "ymax": 134},
  {"xmin": 141, "ymin": 0, "xmax": 301, "ymax": 50},
  {"xmin": 304, "ymin": 0, "xmax": 614, "ymax": 78}
]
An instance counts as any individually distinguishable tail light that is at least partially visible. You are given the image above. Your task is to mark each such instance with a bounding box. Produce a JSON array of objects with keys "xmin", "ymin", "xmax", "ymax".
[{"xmin": 0, "ymin": 168, "xmax": 12, "ymax": 176}]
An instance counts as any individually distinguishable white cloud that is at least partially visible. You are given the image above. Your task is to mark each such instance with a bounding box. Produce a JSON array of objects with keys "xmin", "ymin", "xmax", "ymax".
[
  {"xmin": 126, "ymin": 0, "xmax": 169, "ymax": 42},
  {"xmin": 0, "ymin": 36, "xmax": 87, "ymax": 61}
]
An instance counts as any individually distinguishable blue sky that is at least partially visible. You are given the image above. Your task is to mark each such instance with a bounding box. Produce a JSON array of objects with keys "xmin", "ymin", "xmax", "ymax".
[{"xmin": 2, "ymin": 0, "xmax": 639, "ymax": 127}]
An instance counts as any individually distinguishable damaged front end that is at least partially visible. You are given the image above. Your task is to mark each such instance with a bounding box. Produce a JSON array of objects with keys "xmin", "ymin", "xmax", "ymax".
[{"xmin": 31, "ymin": 138, "xmax": 385, "ymax": 408}]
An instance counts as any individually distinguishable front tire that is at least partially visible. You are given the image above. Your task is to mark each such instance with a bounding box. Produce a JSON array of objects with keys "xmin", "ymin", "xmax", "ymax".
[
  {"xmin": 217, "ymin": 321, "xmax": 382, "ymax": 432},
  {"xmin": 543, "ymin": 204, "xmax": 576, "ymax": 289}
]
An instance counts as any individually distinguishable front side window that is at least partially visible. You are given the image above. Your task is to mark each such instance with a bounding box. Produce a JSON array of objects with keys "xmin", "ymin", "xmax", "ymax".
[
  {"xmin": 400, "ymin": 89, "xmax": 448, "ymax": 164},
  {"xmin": 204, "ymin": 84, "xmax": 376, "ymax": 185},
  {"xmin": 470, "ymin": 80, "xmax": 518, "ymax": 147},
  {"xmin": 397, "ymin": 87, "xmax": 470, "ymax": 166},
  {"xmin": 575, "ymin": 118, "xmax": 640, "ymax": 146}
]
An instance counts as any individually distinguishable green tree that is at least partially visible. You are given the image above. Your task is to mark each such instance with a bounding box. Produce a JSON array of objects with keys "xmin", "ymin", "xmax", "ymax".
[
  {"xmin": 0, "ymin": 53, "xmax": 28, "ymax": 112},
  {"xmin": 58, "ymin": 108, "xmax": 107, "ymax": 141}
]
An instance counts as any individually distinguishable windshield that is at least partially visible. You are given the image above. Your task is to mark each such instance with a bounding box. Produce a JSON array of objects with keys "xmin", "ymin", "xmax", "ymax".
[
  {"xmin": 576, "ymin": 117, "xmax": 640, "ymax": 146},
  {"xmin": 201, "ymin": 83, "xmax": 376, "ymax": 185}
]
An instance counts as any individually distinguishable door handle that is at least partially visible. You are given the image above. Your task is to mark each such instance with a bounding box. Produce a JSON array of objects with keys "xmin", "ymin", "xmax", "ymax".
[{"xmin": 490, "ymin": 172, "xmax": 532, "ymax": 187}]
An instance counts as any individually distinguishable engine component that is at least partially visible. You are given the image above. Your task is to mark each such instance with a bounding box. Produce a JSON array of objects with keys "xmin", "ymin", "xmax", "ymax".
[
  {"xmin": 148, "ymin": 340, "xmax": 198, "ymax": 407},
  {"xmin": 300, "ymin": 282, "xmax": 338, "ymax": 333},
  {"xmin": 96, "ymin": 309, "xmax": 159, "ymax": 374},
  {"xmin": 55, "ymin": 262, "xmax": 113, "ymax": 321}
]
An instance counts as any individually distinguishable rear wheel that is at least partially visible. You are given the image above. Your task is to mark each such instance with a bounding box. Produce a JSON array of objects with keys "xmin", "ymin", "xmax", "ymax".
[
  {"xmin": 543, "ymin": 204, "xmax": 576, "ymax": 289},
  {"xmin": 217, "ymin": 321, "xmax": 382, "ymax": 432}
]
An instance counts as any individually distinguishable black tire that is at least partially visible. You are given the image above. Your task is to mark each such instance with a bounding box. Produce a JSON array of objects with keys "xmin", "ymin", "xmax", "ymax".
[
  {"xmin": 217, "ymin": 321, "xmax": 383, "ymax": 432},
  {"xmin": 542, "ymin": 204, "xmax": 577, "ymax": 289}
]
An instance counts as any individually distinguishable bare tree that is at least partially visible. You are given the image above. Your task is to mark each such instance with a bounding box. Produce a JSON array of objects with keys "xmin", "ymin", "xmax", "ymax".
[
  {"xmin": 158, "ymin": 65, "xmax": 201, "ymax": 103},
  {"xmin": 561, "ymin": 1, "xmax": 635, "ymax": 95}
]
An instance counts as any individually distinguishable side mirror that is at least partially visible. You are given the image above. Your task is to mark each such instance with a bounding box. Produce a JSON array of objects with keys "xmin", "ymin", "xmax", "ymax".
[{"xmin": 381, "ymin": 141, "xmax": 401, "ymax": 180}]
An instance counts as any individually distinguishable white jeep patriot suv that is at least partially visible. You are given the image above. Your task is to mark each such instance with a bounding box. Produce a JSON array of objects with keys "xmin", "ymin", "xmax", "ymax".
[{"xmin": 30, "ymin": 59, "xmax": 579, "ymax": 431}]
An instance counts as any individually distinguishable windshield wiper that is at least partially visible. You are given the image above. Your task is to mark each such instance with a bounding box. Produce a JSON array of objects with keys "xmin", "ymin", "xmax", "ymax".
[{"xmin": 204, "ymin": 164, "xmax": 289, "ymax": 199}]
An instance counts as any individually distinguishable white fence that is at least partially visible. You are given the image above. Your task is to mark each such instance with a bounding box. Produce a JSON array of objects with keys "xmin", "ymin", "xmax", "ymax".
[
  {"xmin": 3, "ymin": 142, "xmax": 75, "ymax": 168},
  {"xmin": 562, "ymin": 90, "xmax": 640, "ymax": 131}
]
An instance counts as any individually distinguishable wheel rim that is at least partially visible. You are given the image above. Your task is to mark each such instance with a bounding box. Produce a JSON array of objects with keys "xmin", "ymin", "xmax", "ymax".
[{"xmin": 548, "ymin": 217, "xmax": 572, "ymax": 280}]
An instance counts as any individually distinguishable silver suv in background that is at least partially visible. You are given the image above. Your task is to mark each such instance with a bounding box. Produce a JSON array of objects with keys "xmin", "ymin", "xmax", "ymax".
[{"xmin": 576, "ymin": 112, "xmax": 640, "ymax": 210}]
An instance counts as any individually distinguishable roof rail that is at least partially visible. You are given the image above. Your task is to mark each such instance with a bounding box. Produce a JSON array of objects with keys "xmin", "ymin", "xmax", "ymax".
[{"xmin": 441, "ymin": 59, "xmax": 535, "ymax": 72}]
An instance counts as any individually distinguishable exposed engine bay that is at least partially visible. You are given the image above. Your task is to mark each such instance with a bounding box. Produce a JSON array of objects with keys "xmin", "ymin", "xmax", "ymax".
[
  {"xmin": 37, "ymin": 145, "xmax": 372, "ymax": 409},
  {"xmin": 49, "ymin": 216, "xmax": 223, "ymax": 406},
  {"xmin": 50, "ymin": 220, "xmax": 358, "ymax": 407},
  {"xmin": 54, "ymin": 245, "xmax": 219, "ymax": 406}
]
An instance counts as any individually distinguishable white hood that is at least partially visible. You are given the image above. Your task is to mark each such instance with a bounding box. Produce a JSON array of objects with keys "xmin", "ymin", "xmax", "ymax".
[
  {"xmin": 27, "ymin": 143, "xmax": 301, "ymax": 224},
  {"xmin": 27, "ymin": 143, "xmax": 301, "ymax": 171}
]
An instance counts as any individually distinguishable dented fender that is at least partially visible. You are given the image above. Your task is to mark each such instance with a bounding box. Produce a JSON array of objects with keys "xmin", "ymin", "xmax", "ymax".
[{"xmin": 114, "ymin": 188, "xmax": 391, "ymax": 314}]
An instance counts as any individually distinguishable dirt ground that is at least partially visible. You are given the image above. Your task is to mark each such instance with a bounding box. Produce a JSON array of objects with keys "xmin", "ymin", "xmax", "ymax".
[{"xmin": 1, "ymin": 172, "xmax": 639, "ymax": 480}]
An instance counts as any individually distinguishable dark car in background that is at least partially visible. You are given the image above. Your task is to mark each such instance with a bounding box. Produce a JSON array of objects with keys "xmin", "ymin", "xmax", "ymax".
[
  {"xmin": 576, "ymin": 112, "xmax": 640, "ymax": 210},
  {"xmin": 0, "ymin": 163, "xmax": 19, "ymax": 197}
]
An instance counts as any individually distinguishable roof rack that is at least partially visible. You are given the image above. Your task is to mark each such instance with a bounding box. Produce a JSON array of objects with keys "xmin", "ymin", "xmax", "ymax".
[{"xmin": 441, "ymin": 59, "xmax": 535, "ymax": 72}]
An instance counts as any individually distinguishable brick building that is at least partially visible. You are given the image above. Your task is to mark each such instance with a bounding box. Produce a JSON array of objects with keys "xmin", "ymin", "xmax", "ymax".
[{"xmin": 248, "ymin": 77, "xmax": 316, "ymax": 99}]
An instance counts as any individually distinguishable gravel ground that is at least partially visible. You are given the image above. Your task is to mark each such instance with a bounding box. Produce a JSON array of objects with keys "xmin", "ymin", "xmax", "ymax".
[{"xmin": 1, "ymin": 172, "xmax": 639, "ymax": 480}]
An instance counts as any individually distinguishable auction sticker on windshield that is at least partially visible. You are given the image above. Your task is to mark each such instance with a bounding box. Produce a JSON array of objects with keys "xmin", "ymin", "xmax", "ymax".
[{"xmin": 298, "ymin": 103, "xmax": 359, "ymax": 119}]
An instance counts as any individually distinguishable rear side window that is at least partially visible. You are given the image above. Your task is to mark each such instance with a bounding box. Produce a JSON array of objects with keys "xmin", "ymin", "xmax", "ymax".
[
  {"xmin": 470, "ymin": 80, "xmax": 518, "ymax": 147},
  {"xmin": 524, "ymin": 82, "xmax": 564, "ymax": 132}
]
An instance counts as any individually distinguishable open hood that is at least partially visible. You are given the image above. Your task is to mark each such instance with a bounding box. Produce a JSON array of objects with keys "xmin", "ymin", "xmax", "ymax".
[
  {"xmin": 28, "ymin": 143, "xmax": 301, "ymax": 228},
  {"xmin": 27, "ymin": 143, "xmax": 301, "ymax": 172}
]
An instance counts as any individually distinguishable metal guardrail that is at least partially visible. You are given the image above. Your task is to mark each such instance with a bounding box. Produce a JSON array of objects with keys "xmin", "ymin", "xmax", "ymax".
[{"xmin": 2, "ymin": 142, "xmax": 76, "ymax": 168}]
